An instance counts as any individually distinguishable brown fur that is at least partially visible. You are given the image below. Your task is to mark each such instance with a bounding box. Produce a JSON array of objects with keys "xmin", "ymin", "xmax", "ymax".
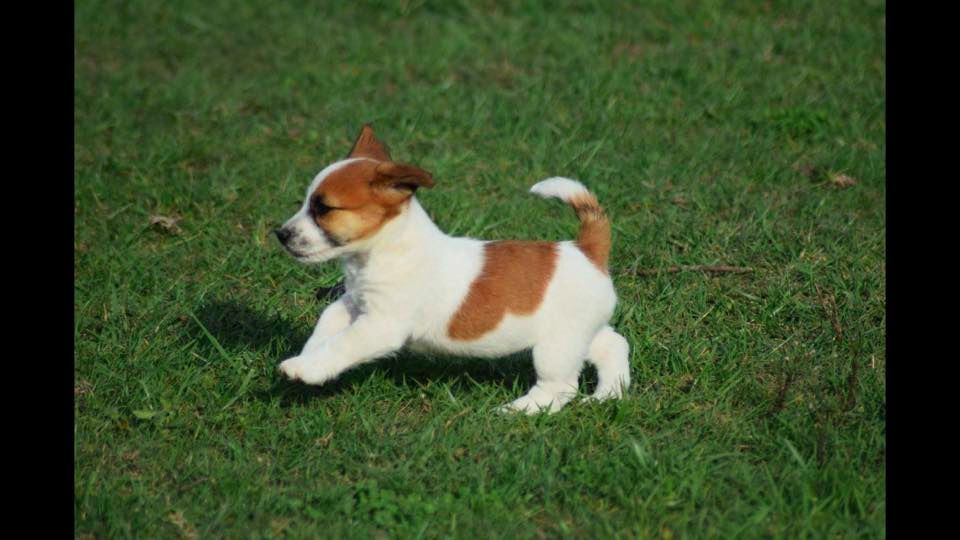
[
  {"xmin": 447, "ymin": 241, "xmax": 559, "ymax": 340},
  {"xmin": 312, "ymin": 160, "xmax": 404, "ymax": 243},
  {"xmin": 569, "ymin": 193, "xmax": 610, "ymax": 273},
  {"xmin": 311, "ymin": 127, "xmax": 433, "ymax": 244},
  {"xmin": 348, "ymin": 124, "xmax": 392, "ymax": 161}
]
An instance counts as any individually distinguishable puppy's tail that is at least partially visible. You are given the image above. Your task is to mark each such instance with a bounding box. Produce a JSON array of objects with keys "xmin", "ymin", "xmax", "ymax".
[{"xmin": 530, "ymin": 177, "xmax": 611, "ymax": 272}]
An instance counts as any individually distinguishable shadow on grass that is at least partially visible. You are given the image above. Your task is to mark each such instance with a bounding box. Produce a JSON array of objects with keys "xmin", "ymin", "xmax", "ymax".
[
  {"xmin": 258, "ymin": 354, "xmax": 541, "ymax": 408},
  {"xmin": 189, "ymin": 298, "xmax": 310, "ymax": 359},
  {"xmin": 187, "ymin": 297, "xmax": 544, "ymax": 407}
]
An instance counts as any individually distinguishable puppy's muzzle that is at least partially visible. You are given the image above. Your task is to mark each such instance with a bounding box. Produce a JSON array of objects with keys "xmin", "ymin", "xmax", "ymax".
[{"xmin": 274, "ymin": 228, "xmax": 293, "ymax": 246}]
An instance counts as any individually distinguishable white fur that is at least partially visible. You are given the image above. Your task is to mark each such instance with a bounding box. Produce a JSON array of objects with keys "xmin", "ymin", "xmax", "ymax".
[
  {"xmin": 529, "ymin": 176, "xmax": 591, "ymax": 202},
  {"xmin": 278, "ymin": 166, "xmax": 631, "ymax": 414}
]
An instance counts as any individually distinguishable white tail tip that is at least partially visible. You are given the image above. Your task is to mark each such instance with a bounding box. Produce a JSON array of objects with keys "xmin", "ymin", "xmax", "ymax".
[{"xmin": 530, "ymin": 177, "xmax": 589, "ymax": 202}]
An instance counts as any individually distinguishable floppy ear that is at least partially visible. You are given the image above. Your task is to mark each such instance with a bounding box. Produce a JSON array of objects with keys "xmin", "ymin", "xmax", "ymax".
[
  {"xmin": 372, "ymin": 161, "xmax": 434, "ymax": 195},
  {"xmin": 347, "ymin": 124, "xmax": 392, "ymax": 161}
]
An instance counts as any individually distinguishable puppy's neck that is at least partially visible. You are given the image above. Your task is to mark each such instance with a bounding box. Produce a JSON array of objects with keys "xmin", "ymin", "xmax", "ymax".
[{"xmin": 342, "ymin": 196, "xmax": 443, "ymax": 278}]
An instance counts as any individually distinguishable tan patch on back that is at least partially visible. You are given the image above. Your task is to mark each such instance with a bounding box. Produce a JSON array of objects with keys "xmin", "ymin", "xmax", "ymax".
[{"xmin": 447, "ymin": 241, "xmax": 559, "ymax": 341}]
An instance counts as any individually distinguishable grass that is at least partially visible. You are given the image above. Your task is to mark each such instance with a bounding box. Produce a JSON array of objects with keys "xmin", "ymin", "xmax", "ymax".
[{"xmin": 75, "ymin": 0, "xmax": 885, "ymax": 537}]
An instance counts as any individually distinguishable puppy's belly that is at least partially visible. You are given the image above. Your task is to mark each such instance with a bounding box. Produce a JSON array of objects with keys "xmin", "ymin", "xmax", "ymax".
[{"xmin": 407, "ymin": 313, "xmax": 538, "ymax": 359}]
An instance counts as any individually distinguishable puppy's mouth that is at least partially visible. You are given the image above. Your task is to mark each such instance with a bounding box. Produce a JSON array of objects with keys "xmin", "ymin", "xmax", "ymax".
[
  {"xmin": 275, "ymin": 227, "xmax": 344, "ymax": 263},
  {"xmin": 284, "ymin": 245, "xmax": 320, "ymax": 259},
  {"xmin": 284, "ymin": 244, "xmax": 339, "ymax": 263}
]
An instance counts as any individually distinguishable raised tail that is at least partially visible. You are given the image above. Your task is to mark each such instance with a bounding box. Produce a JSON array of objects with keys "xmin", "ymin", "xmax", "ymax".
[{"xmin": 530, "ymin": 177, "xmax": 611, "ymax": 273}]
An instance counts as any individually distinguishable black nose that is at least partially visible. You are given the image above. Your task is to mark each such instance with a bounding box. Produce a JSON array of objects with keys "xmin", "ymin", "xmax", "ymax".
[{"xmin": 274, "ymin": 228, "xmax": 292, "ymax": 244}]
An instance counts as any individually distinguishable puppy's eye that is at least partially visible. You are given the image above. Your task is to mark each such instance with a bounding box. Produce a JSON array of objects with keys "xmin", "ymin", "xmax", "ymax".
[{"xmin": 311, "ymin": 199, "xmax": 332, "ymax": 216}]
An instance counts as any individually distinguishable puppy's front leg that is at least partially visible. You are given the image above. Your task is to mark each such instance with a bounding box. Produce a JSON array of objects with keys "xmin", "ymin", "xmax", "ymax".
[
  {"xmin": 279, "ymin": 315, "xmax": 409, "ymax": 385},
  {"xmin": 300, "ymin": 296, "xmax": 355, "ymax": 356}
]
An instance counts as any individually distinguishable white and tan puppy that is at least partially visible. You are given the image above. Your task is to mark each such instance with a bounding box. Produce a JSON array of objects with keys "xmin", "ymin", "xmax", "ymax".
[{"xmin": 275, "ymin": 125, "xmax": 630, "ymax": 413}]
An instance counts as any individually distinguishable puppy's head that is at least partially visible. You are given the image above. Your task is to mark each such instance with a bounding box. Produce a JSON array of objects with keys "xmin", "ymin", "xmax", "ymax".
[{"xmin": 275, "ymin": 125, "xmax": 433, "ymax": 263}]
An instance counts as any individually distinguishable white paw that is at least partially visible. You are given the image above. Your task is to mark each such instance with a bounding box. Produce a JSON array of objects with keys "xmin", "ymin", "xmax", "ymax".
[
  {"xmin": 498, "ymin": 383, "xmax": 578, "ymax": 415},
  {"xmin": 278, "ymin": 355, "xmax": 337, "ymax": 386},
  {"xmin": 585, "ymin": 385, "xmax": 625, "ymax": 402},
  {"xmin": 498, "ymin": 393, "xmax": 562, "ymax": 415},
  {"xmin": 278, "ymin": 355, "xmax": 307, "ymax": 381}
]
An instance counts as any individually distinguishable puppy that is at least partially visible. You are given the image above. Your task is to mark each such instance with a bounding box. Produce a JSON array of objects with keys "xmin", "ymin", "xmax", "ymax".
[{"xmin": 275, "ymin": 125, "xmax": 630, "ymax": 413}]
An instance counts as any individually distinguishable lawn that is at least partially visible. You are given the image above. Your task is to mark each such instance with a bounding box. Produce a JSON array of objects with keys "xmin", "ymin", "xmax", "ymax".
[{"xmin": 75, "ymin": 0, "xmax": 885, "ymax": 537}]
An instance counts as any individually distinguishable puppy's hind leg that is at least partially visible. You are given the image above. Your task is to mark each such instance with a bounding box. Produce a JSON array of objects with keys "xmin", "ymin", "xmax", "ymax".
[
  {"xmin": 501, "ymin": 339, "xmax": 587, "ymax": 415},
  {"xmin": 585, "ymin": 325, "xmax": 631, "ymax": 401}
]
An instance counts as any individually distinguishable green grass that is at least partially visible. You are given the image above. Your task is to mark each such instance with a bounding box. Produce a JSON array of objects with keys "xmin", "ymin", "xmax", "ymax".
[{"xmin": 75, "ymin": 0, "xmax": 885, "ymax": 537}]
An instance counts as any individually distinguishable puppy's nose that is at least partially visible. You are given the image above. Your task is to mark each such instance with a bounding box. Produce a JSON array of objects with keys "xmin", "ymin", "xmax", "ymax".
[{"xmin": 274, "ymin": 228, "xmax": 292, "ymax": 244}]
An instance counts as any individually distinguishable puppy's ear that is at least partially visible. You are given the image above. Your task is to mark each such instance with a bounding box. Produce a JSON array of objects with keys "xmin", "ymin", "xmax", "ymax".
[
  {"xmin": 347, "ymin": 124, "xmax": 392, "ymax": 161},
  {"xmin": 372, "ymin": 161, "xmax": 434, "ymax": 198}
]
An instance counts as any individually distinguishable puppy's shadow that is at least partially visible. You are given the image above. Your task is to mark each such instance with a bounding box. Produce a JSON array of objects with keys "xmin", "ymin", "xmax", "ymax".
[
  {"xmin": 189, "ymin": 298, "xmax": 310, "ymax": 360},
  {"xmin": 259, "ymin": 353, "xmax": 540, "ymax": 408},
  {"xmin": 187, "ymin": 296, "xmax": 540, "ymax": 407}
]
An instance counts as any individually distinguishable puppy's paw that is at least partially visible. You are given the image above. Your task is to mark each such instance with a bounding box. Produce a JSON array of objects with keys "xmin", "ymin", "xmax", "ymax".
[
  {"xmin": 278, "ymin": 355, "xmax": 338, "ymax": 386},
  {"xmin": 278, "ymin": 356, "xmax": 307, "ymax": 382},
  {"xmin": 584, "ymin": 386, "xmax": 625, "ymax": 402},
  {"xmin": 498, "ymin": 395, "xmax": 557, "ymax": 415}
]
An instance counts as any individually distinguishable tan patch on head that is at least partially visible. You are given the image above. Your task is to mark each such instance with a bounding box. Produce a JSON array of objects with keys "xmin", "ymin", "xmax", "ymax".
[
  {"xmin": 311, "ymin": 158, "xmax": 434, "ymax": 245},
  {"xmin": 304, "ymin": 125, "xmax": 433, "ymax": 246},
  {"xmin": 447, "ymin": 241, "xmax": 559, "ymax": 340},
  {"xmin": 311, "ymin": 160, "xmax": 404, "ymax": 244}
]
